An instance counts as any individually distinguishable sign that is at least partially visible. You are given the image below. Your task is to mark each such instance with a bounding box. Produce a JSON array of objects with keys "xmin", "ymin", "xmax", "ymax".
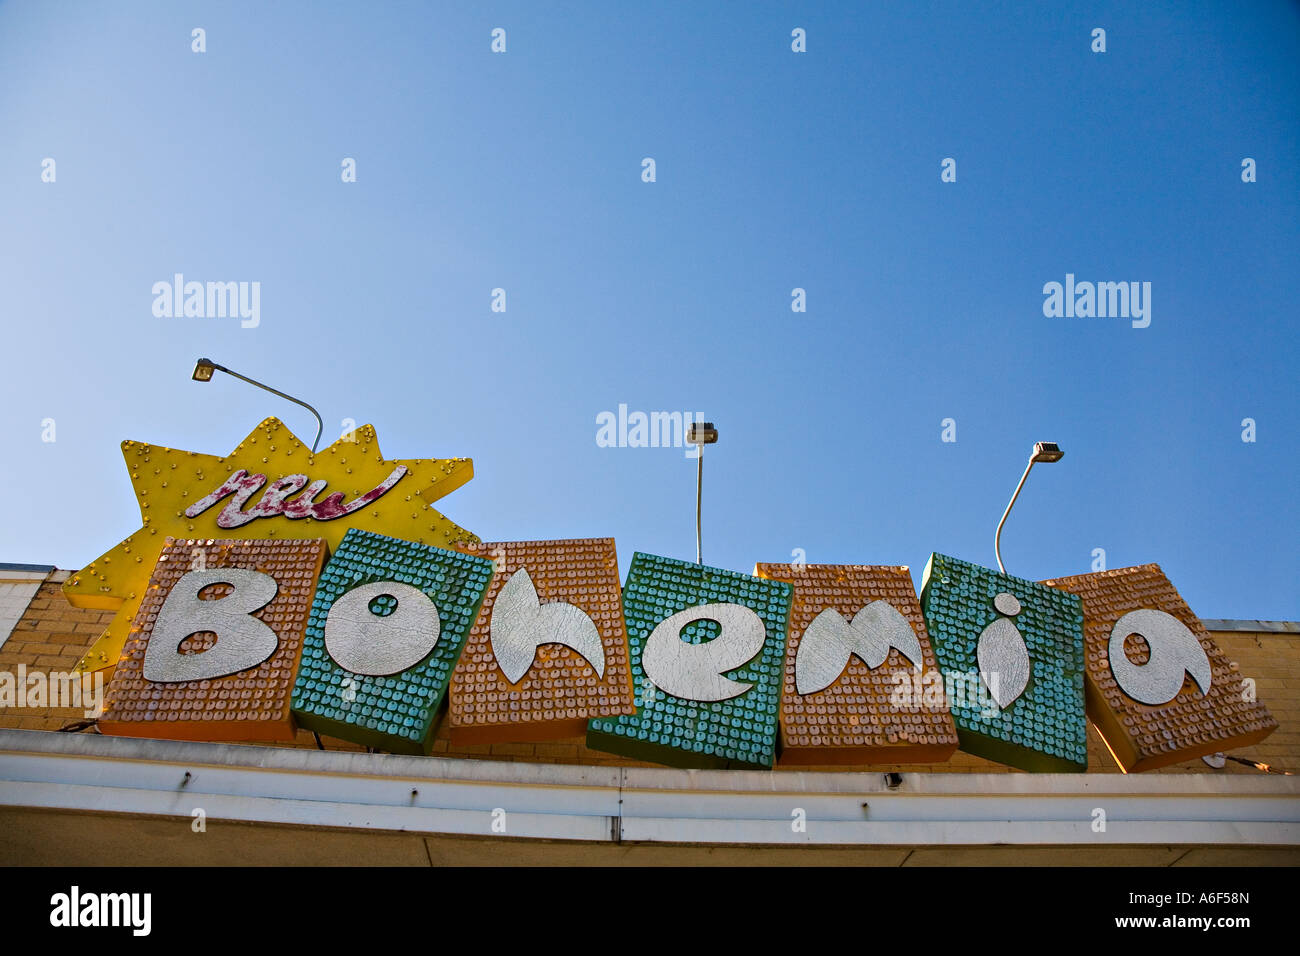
[
  {"xmin": 755, "ymin": 562, "xmax": 959, "ymax": 764},
  {"xmin": 78, "ymin": 420, "xmax": 1277, "ymax": 772},
  {"xmin": 920, "ymin": 553, "xmax": 1088, "ymax": 773},
  {"xmin": 1043, "ymin": 564, "xmax": 1279, "ymax": 772},
  {"xmin": 98, "ymin": 536, "xmax": 327, "ymax": 741},
  {"xmin": 448, "ymin": 538, "xmax": 636, "ymax": 743},
  {"xmin": 291, "ymin": 529, "xmax": 494, "ymax": 755},
  {"xmin": 586, "ymin": 553, "xmax": 791, "ymax": 770},
  {"xmin": 63, "ymin": 418, "xmax": 478, "ymax": 675}
]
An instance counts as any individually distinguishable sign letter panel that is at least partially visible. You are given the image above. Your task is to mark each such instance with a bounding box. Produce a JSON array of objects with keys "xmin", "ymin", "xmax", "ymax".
[
  {"xmin": 100, "ymin": 537, "xmax": 327, "ymax": 741},
  {"xmin": 449, "ymin": 538, "xmax": 636, "ymax": 743},
  {"xmin": 920, "ymin": 553, "xmax": 1087, "ymax": 772},
  {"xmin": 587, "ymin": 552, "xmax": 791, "ymax": 770},
  {"xmin": 1044, "ymin": 564, "xmax": 1278, "ymax": 771},
  {"xmin": 291, "ymin": 529, "xmax": 493, "ymax": 754},
  {"xmin": 756, "ymin": 563, "xmax": 959, "ymax": 765}
]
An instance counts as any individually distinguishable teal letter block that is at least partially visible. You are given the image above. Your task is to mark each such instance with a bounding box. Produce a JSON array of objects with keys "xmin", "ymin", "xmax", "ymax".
[
  {"xmin": 587, "ymin": 552, "xmax": 791, "ymax": 770},
  {"xmin": 291, "ymin": 528, "xmax": 494, "ymax": 755},
  {"xmin": 920, "ymin": 553, "xmax": 1087, "ymax": 772}
]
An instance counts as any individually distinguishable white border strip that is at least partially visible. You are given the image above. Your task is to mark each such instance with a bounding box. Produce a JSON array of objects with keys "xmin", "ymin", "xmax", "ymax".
[{"xmin": 0, "ymin": 730, "xmax": 1296, "ymax": 846}]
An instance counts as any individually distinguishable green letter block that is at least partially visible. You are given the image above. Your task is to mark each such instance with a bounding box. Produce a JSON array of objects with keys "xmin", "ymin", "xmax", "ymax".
[
  {"xmin": 291, "ymin": 528, "xmax": 494, "ymax": 754},
  {"xmin": 920, "ymin": 553, "xmax": 1086, "ymax": 772},
  {"xmin": 587, "ymin": 552, "xmax": 791, "ymax": 769}
]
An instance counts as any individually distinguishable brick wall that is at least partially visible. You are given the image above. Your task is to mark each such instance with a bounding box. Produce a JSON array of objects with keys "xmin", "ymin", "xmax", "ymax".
[
  {"xmin": 1, "ymin": 570, "xmax": 1294, "ymax": 775},
  {"xmin": 0, "ymin": 572, "xmax": 116, "ymax": 732}
]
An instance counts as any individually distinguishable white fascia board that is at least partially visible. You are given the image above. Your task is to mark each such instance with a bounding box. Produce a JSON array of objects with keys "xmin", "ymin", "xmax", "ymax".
[
  {"xmin": 1, "ymin": 730, "xmax": 1296, "ymax": 847},
  {"xmin": 0, "ymin": 780, "xmax": 614, "ymax": 842},
  {"xmin": 618, "ymin": 817, "xmax": 1300, "ymax": 846}
]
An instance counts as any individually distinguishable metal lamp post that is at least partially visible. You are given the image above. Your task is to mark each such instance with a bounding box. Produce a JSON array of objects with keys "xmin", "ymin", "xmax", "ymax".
[
  {"xmin": 687, "ymin": 421, "xmax": 719, "ymax": 564},
  {"xmin": 994, "ymin": 441, "xmax": 1064, "ymax": 574}
]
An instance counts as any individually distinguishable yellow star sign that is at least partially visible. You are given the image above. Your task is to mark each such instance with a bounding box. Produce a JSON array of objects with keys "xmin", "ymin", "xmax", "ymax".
[{"xmin": 66, "ymin": 417, "xmax": 479, "ymax": 673}]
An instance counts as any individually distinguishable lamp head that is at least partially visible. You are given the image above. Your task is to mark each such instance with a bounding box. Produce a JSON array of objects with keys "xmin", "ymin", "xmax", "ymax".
[
  {"xmin": 1031, "ymin": 441, "xmax": 1063, "ymax": 463},
  {"xmin": 687, "ymin": 422, "xmax": 718, "ymax": 445},
  {"xmin": 192, "ymin": 358, "xmax": 217, "ymax": 382}
]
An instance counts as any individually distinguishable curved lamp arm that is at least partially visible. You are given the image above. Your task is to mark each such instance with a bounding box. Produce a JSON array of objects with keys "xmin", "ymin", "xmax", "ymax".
[
  {"xmin": 193, "ymin": 358, "xmax": 324, "ymax": 453},
  {"xmin": 994, "ymin": 458, "xmax": 1035, "ymax": 574}
]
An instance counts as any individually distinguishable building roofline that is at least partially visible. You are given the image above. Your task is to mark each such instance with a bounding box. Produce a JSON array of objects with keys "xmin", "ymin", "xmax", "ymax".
[
  {"xmin": 1203, "ymin": 619, "xmax": 1300, "ymax": 634},
  {"xmin": 0, "ymin": 563, "xmax": 55, "ymax": 575}
]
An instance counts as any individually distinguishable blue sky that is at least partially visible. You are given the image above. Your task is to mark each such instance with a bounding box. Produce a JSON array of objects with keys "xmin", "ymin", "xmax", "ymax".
[{"xmin": 1, "ymin": 1, "xmax": 1296, "ymax": 621}]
